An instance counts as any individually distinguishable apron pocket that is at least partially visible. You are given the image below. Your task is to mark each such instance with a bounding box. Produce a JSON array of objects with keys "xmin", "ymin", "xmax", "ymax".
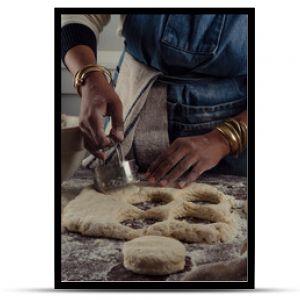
[
  {"xmin": 159, "ymin": 15, "xmax": 226, "ymax": 73},
  {"xmin": 161, "ymin": 14, "xmax": 226, "ymax": 54}
]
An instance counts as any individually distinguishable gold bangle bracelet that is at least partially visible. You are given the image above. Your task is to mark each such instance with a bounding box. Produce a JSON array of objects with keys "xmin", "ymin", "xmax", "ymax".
[
  {"xmin": 232, "ymin": 119, "xmax": 247, "ymax": 152},
  {"xmin": 215, "ymin": 124, "xmax": 240, "ymax": 154},
  {"xmin": 240, "ymin": 122, "xmax": 248, "ymax": 151},
  {"xmin": 215, "ymin": 118, "xmax": 248, "ymax": 156},
  {"xmin": 73, "ymin": 64, "xmax": 112, "ymax": 97},
  {"xmin": 226, "ymin": 119, "xmax": 242, "ymax": 136},
  {"xmin": 224, "ymin": 121, "xmax": 243, "ymax": 153}
]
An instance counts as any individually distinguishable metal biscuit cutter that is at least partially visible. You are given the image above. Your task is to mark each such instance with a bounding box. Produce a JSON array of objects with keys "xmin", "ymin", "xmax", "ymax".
[{"xmin": 82, "ymin": 141, "xmax": 140, "ymax": 192}]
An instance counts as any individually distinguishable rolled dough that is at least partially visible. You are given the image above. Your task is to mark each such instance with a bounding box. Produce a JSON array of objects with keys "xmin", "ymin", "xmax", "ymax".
[
  {"xmin": 62, "ymin": 182, "xmax": 239, "ymax": 243},
  {"xmin": 123, "ymin": 236, "xmax": 186, "ymax": 275}
]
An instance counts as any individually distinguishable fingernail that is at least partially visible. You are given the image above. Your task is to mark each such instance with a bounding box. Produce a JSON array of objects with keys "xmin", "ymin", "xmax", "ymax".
[
  {"xmin": 160, "ymin": 180, "xmax": 168, "ymax": 186},
  {"xmin": 96, "ymin": 152, "xmax": 106, "ymax": 160},
  {"xmin": 178, "ymin": 181, "xmax": 186, "ymax": 188}
]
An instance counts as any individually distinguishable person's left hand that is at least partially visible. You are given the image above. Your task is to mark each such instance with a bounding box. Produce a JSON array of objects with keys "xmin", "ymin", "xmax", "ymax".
[{"xmin": 145, "ymin": 130, "xmax": 230, "ymax": 188}]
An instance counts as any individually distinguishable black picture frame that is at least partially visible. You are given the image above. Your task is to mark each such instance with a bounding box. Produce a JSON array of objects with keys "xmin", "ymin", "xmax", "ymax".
[{"xmin": 55, "ymin": 7, "xmax": 255, "ymax": 290}]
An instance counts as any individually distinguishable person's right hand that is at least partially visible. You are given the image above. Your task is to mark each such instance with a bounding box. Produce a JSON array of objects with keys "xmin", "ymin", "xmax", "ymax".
[{"xmin": 79, "ymin": 71, "xmax": 124, "ymax": 160}]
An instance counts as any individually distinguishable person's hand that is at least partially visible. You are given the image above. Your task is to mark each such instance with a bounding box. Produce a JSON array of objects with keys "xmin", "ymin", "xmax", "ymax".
[
  {"xmin": 145, "ymin": 130, "xmax": 230, "ymax": 188},
  {"xmin": 79, "ymin": 71, "xmax": 124, "ymax": 160}
]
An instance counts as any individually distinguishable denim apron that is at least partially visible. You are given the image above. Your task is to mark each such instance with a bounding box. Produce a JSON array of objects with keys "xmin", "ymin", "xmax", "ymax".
[{"xmin": 118, "ymin": 14, "xmax": 247, "ymax": 176}]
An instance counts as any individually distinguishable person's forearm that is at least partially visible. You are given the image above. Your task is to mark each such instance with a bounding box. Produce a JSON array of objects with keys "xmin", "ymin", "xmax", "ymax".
[
  {"xmin": 61, "ymin": 15, "xmax": 111, "ymax": 67},
  {"xmin": 64, "ymin": 45, "xmax": 97, "ymax": 76}
]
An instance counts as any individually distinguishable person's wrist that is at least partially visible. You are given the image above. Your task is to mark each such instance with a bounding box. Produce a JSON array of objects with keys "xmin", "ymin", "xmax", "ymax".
[
  {"xmin": 74, "ymin": 64, "xmax": 112, "ymax": 97},
  {"xmin": 207, "ymin": 129, "xmax": 231, "ymax": 157},
  {"xmin": 80, "ymin": 71, "xmax": 108, "ymax": 95},
  {"xmin": 82, "ymin": 71, "xmax": 105, "ymax": 86}
]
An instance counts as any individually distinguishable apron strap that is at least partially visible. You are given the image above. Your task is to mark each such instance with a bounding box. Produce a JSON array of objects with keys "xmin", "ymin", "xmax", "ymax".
[
  {"xmin": 133, "ymin": 81, "xmax": 169, "ymax": 170},
  {"xmin": 105, "ymin": 52, "xmax": 168, "ymax": 168}
]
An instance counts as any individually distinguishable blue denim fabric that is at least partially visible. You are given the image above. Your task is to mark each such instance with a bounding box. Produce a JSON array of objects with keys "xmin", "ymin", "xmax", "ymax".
[{"xmin": 120, "ymin": 15, "xmax": 247, "ymax": 176}]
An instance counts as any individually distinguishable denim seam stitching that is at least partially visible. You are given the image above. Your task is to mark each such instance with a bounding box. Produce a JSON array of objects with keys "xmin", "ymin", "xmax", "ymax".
[{"xmin": 167, "ymin": 97, "xmax": 247, "ymax": 111}]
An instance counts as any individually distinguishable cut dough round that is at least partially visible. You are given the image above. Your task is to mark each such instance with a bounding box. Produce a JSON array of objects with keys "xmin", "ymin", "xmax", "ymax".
[{"xmin": 123, "ymin": 236, "xmax": 186, "ymax": 275}]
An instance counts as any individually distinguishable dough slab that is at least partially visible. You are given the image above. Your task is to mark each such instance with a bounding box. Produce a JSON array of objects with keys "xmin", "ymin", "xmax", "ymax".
[{"xmin": 62, "ymin": 182, "xmax": 239, "ymax": 244}]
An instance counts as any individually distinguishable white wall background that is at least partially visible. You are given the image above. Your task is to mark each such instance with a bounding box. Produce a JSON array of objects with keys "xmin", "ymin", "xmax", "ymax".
[{"xmin": 61, "ymin": 14, "xmax": 124, "ymax": 116}]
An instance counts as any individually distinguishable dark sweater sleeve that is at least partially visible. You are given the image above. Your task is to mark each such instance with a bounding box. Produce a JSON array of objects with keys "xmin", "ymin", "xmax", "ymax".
[{"xmin": 61, "ymin": 23, "xmax": 97, "ymax": 66}]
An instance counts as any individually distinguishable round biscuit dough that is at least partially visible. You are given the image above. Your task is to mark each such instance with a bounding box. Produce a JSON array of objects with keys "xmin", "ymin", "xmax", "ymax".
[{"xmin": 123, "ymin": 235, "xmax": 186, "ymax": 275}]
